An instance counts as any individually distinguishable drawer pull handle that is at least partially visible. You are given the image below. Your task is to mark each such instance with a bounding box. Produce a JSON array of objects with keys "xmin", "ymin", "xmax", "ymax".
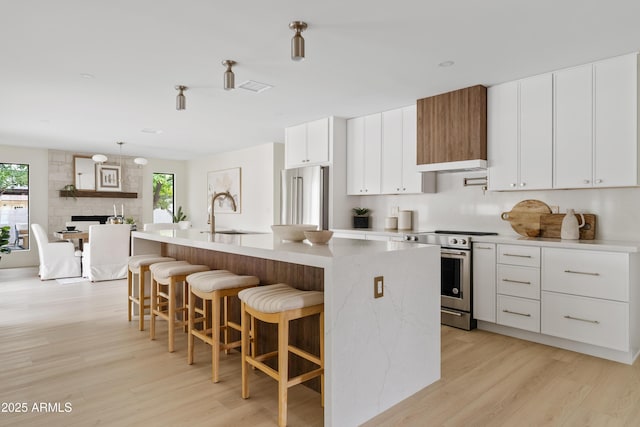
[
  {"xmin": 502, "ymin": 309, "xmax": 531, "ymax": 317},
  {"xmin": 502, "ymin": 278, "xmax": 531, "ymax": 285},
  {"xmin": 564, "ymin": 270, "xmax": 600, "ymax": 276},
  {"xmin": 441, "ymin": 309, "xmax": 463, "ymax": 317},
  {"xmin": 564, "ymin": 315, "xmax": 600, "ymax": 324},
  {"xmin": 476, "ymin": 246, "xmax": 493, "ymax": 250},
  {"xmin": 504, "ymin": 254, "xmax": 532, "ymax": 258}
]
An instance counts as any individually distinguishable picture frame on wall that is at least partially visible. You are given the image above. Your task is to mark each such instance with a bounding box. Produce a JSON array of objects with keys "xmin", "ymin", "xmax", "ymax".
[
  {"xmin": 96, "ymin": 164, "xmax": 121, "ymax": 192},
  {"xmin": 207, "ymin": 167, "xmax": 241, "ymax": 213}
]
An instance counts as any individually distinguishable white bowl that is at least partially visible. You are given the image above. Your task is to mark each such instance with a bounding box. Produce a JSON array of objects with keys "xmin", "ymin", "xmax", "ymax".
[
  {"xmin": 271, "ymin": 224, "xmax": 317, "ymax": 241},
  {"xmin": 304, "ymin": 230, "xmax": 334, "ymax": 244}
]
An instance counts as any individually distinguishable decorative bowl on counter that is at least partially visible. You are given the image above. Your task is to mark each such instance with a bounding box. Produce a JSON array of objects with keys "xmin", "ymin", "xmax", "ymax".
[
  {"xmin": 65, "ymin": 226, "xmax": 76, "ymax": 231},
  {"xmin": 271, "ymin": 224, "xmax": 317, "ymax": 242},
  {"xmin": 304, "ymin": 230, "xmax": 334, "ymax": 245}
]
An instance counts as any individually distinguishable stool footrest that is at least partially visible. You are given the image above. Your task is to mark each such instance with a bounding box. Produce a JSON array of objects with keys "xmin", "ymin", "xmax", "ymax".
[
  {"xmin": 288, "ymin": 345, "xmax": 321, "ymax": 366},
  {"xmin": 254, "ymin": 350, "xmax": 278, "ymax": 362},
  {"xmin": 288, "ymin": 367, "xmax": 323, "ymax": 388},
  {"xmin": 246, "ymin": 357, "xmax": 280, "ymax": 382}
]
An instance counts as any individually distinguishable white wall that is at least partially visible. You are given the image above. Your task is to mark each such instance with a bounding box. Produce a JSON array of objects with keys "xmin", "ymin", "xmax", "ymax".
[
  {"xmin": 356, "ymin": 170, "xmax": 640, "ymax": 241},
  {"xmin": 185, "ymin": 143, "xmax": 283, "ymax": 232},
  {"xmin": 0, "ymin": 144, "xmax": 49, "ymax": 268}
]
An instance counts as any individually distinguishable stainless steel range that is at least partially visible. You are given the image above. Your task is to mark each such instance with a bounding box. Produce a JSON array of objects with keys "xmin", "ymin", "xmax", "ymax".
[{"xmin": 404, "ymin": 230, "xmax": 498, "ymax": 330}]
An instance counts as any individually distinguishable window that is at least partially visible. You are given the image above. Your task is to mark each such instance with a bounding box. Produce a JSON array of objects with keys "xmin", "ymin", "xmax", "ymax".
[
  {"xmin": 0, "ymin": 163, "xmax": 29, "ymax": 251},
  {"xmin": 152, "ymin": 173, "xmax": 174, "ymax": 223}
]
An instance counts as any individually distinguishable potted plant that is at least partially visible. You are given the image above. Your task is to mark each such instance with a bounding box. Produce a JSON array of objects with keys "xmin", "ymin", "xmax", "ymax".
[
  {"xmin": 172, "ymin": 206, "xmax": 187, "ymax": 223},
  {"xmin": 0, "ymin": 225, "xmax": 11, "ymax": 261},
  {"xmin": 352, "ymin": 207, "xmax": 371, "ymax": 229}
]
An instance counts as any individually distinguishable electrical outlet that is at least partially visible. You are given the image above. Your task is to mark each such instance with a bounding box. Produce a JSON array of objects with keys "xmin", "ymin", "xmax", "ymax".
[
  {"xmin": 374, "ymin": 276, "xmax": 384, "ymax": 298},
  {"xmin": 550, "ymin": 205, "xmax": 560, "ymax": 214}
]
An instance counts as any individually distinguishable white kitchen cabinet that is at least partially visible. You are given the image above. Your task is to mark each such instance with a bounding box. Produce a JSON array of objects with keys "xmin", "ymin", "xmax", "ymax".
[
  {"xmin": 488, "ymin": 74, "xmax": 552, "ymax": 191},
  {"xmin": 541, "ymin": 291, "xmax": 629, "ymax": 352},
  {"xmin": 381, "ymin": 105, "xmax": 436, "ymax": 194},
  {"xmin": 554, "ymin": 53, "xmax": 639, "ymax": 188},
  {"xmin": 347, "ymin": 113, "xmax": 381, "ymax": 195},
  {"xmin": 593, "ymin": 54, "xmax": 639, "ymax": 187},
  {"xmin": 472, "ymin": 243, "xmax": 496, "ymax": 323},
  {"xmin": 496, "ymin": 244, "xmax": 541, "ymax": 332},
  {"xmin": 285, "ymin": 117, "xmax": 330, "ymax": 168}
]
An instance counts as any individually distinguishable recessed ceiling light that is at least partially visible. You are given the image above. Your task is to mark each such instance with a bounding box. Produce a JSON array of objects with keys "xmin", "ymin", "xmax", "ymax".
[
  {"xmin": 141, "ymin": 128, "xmax": 163, "ymax": 134},
  {"xmin": 438, "ymin": 61, "xmax": 455, "ymax": 67},
  {"xmin": 80, "ymin": 73, "xmax": 96, "ymax": 79},
  {"xmin": 237, "ymin": 80, "xmax": 273, "ymax": 93}
]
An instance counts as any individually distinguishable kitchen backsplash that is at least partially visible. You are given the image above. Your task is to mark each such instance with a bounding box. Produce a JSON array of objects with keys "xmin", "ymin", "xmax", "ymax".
[{"xmin": 358, "ymin": 171, "xmax": 640, "ymax": 241}]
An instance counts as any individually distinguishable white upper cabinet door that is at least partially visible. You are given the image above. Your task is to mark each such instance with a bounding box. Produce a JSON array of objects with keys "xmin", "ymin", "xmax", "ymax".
[
  {"xmin": 363, "ymin": 113, "xmax": 382, "ymax": 194},
  {"xmin": 519, "ymin": 73, "xmax": 553, "ymax": 190},
  {"xmin": 381, "ymin": 109, "xmax": 403, "ymax": 194},
  {"xmin": 488, "ymin": 81, "xmax": 518, "ymax": 190},
  {"xmin": 594, "ymin": 54, "xmax": 639, "ymax": 187},
  {"xmin": 347, "ymin": 117, "xmax": 365, "ymax": 195},
  {"xmin": 285, "ymin": 123, "xmax": 308, "ymax": 168},
  {"xmin": 554, "ymin": 64, "xmax": 593, "ymax": 188},
  {"xmin": 402, "ymin": 105, "xmax": 424, "ymax": 193},
  {"xmin": 306, "ymin": 117, "xmax": 330, "ymax": 165}
]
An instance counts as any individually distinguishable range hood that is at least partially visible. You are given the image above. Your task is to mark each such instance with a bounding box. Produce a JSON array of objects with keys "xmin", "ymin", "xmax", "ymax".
[{"xmin": 416, "ymin": 159, "xmax": 487, "ymax": 173}]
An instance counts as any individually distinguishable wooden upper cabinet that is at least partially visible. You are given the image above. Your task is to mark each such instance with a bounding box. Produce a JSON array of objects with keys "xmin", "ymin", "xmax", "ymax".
[{"xmin": 417, "ymin": 85, "xmax": 487, "ymax": 165}]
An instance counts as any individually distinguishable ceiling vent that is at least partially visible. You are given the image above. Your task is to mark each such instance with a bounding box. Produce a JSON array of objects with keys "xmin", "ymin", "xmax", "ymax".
[{"xmin": 237, "ymin": 80, "xmax": 273, "ymax": 93}]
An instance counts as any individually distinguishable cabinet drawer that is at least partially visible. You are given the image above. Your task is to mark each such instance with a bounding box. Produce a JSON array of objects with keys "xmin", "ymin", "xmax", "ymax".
[
  {"xmin": 498, "ymin": 245, "xmax": 540, "ymax": 267},
  {"xmin": 497, "ymin": 265, "xmax": 540, "ymax": 300},
  {"xmin": 497, "ymin": 295, "xmax": 540, "ymax": 333},
  {"xmin": 541, "ymin": 291, "xmax": 628, "ymax": 351},
  {"xmin": 542, "ymin": 248, "xmax": 628, "ymax": 301}
]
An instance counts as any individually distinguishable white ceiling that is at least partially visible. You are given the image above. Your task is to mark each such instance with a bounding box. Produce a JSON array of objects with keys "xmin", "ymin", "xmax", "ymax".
[{"xmin": 1, "ymin": 0, "xmax": 640, "ymax": 160}]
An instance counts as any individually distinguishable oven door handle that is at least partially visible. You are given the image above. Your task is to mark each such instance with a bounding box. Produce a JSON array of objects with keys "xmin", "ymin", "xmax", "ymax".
[
  {"xmin": 441, "ymin": 249, "xmax": 468, "ymax": 257},
  {"xmin": 441, "ymin": 309, "xmax": 463, "ymax": 317}
]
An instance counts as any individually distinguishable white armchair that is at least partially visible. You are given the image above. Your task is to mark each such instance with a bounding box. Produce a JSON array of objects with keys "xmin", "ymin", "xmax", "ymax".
[
  {"xmin": 82, "ymin": 224, "xmax": 131, "ymax": 282},
  {"xmin": 31, "ymin": 223, "xmax": 81, "ymax": 280}
]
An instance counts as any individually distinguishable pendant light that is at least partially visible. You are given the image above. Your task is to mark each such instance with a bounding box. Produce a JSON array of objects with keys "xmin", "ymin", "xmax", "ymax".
[
  {"xmin": 222, "ymin": 60, "xmax": 236, "ymax": 90},
  {"xmin": 289, "ymin": 21, "xmax": 307, "ymax": 61},
  {"xmin": 92, "ymin": 154, "xmax": 107, "ymax": 163},
  {"xmin": 175, "ymin": 85, "xmax": 187, "ymax": 110}
]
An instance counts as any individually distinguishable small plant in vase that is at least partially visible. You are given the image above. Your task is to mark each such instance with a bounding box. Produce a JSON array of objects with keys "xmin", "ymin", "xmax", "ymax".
[{"xmin": 352, "ymin": 207, "xmax": 371, "ymax": 229}]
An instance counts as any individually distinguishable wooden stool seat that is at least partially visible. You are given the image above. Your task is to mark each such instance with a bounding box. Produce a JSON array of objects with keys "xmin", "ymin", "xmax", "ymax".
[
  {"xmin": 150, "ymin": 262, "xmax": 210, "ymax": 352},
  {"xmin": 239, "ymin": 283, "xmax": 324, "ymax": 427},
  {"xmin": 127, "ymin": 254, "xmax": 176, "ymax": 331},
  {"xmin": 186, "ymin": 270, "xmax": 260, "ymax": 382}
]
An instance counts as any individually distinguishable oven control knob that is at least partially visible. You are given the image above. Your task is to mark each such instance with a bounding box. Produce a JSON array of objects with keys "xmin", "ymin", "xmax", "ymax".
[
  {"xmin": 450, "ymin": 238, "xmax": 458, "ymax": 245},
  {"xmin": 459, "ymin": 238, "xmax": 467, "ymax": 245}
]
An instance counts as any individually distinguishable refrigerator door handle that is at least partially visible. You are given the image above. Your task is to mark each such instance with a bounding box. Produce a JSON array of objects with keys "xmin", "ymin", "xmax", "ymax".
[
  {"xmin": 296, "ymin": 176, "xmax": 303, "ymax": 224},
  {"xmin": 291, "ymin": 176, "xmax": 298, "ymax": 224}
]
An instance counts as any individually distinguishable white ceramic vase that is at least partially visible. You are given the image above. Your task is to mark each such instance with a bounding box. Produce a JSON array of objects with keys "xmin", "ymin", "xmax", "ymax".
[{"xmin": 560, "ymin": 208, "xmax": 585, "ymax": 240}]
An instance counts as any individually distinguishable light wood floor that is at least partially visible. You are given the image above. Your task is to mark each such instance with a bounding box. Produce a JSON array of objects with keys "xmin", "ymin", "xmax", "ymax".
[{"xmin": 1, "ymin": 268, "xmax": 640, "ymax": 426}]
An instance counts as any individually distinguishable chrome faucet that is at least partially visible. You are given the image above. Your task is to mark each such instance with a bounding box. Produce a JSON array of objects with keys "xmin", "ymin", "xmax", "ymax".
[{"xmin": 209, "ymin": 191, "xmax": 237, "ymax": 233}]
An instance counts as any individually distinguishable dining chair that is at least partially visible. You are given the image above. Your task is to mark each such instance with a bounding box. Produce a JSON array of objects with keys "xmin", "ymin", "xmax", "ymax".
[
  {"xmin": 30, "ymin": 223, "xmax": 81, "ymax": 280},
  {"xmin": 82, "ymin": 224, "xmax": 131, "ymax": 282}
]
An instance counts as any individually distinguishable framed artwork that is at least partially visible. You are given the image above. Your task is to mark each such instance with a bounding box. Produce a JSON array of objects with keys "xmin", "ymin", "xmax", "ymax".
[
  {"xmin": 96, "ymin": 164, "xmax": 121, "ymax": 192},
  {"xmin": 207, "ymin": 167, "xmax": 241, "ymax": 213},
  {"xmin": 73, "ymin": 155, "xmax": 96, "ymax": 190}
]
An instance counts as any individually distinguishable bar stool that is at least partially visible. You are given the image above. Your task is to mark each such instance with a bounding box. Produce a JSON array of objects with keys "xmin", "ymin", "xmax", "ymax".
[
  {"xmin": 186, "ymin": 270, "xmax": 260, "ymax": 382},
  {"xmin": 150, "ymin": 261, "xmax": 210, "ymax": 352},
  {"xmin": 239, "ymin": 283, "xmax": 324, "ymax": 427},
  {"xmin": 127, "ymin": 254, "xmax": 176, "ymax": 331}
]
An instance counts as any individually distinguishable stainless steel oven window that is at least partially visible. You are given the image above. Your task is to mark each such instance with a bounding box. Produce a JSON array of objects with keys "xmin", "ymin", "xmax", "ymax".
[{"xmin": 440, "ymin": 249, "xmax": 471, "ymax": 312}]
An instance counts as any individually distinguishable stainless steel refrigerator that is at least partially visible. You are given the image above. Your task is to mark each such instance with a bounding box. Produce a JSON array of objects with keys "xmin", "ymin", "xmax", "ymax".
[{"xmin": 280, "ymin": 166, "xmax": 329, "ymax": 229}]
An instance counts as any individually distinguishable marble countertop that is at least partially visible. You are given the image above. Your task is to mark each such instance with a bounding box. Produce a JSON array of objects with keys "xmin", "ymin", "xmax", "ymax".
[
  {"xmin": 132, "ymin": 229, "xmax": 433, "ymax": 268},
  {"xmin": 471, "ymin": 234, "xmax": 640, "ymax": 253}
]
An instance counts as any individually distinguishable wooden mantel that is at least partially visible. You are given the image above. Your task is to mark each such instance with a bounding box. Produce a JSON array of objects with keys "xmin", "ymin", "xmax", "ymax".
[{"xmin": 59, "ymin": 190, "xmax": 138, "ymax": 198}]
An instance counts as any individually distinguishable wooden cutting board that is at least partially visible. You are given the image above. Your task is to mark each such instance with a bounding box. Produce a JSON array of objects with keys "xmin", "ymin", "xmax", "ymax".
[
  {"xmin": 501, "ymin": 200, "xmax": 551, "ymax": 237},
  {"xmin": 540, "ymin": 213, "xmax": 596, "ymax": 240}
]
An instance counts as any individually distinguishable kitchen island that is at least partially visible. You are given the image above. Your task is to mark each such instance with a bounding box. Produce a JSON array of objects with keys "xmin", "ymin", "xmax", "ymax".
[{"xmin": 132, "ymin": 229, "xmax": 440, "ymax": 426}]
